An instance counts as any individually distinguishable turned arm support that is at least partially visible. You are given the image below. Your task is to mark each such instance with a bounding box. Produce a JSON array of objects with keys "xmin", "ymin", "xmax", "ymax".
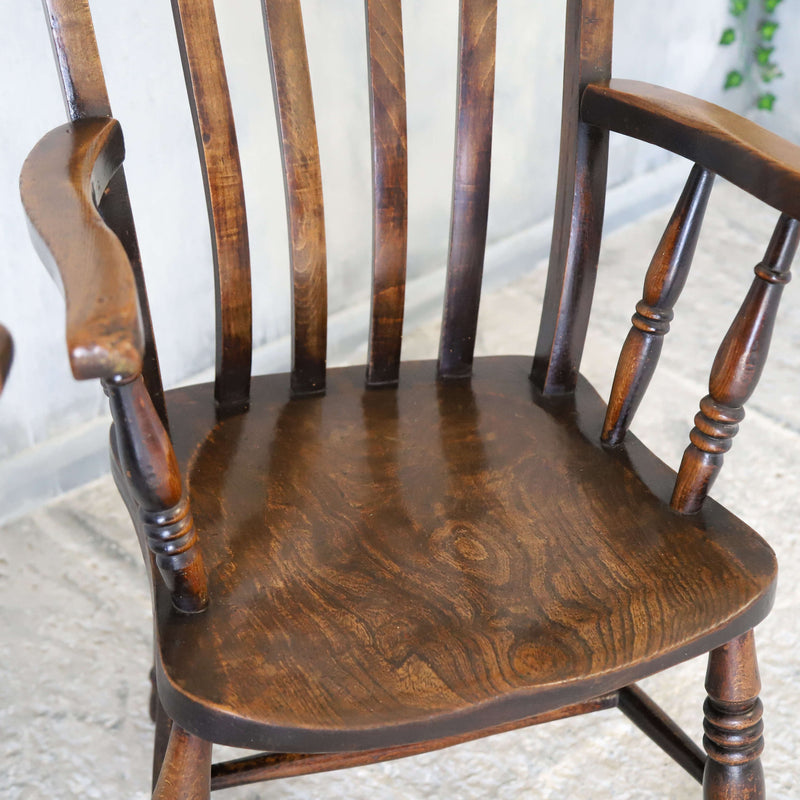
[
  {"xmin": 20, "ymin": 117, "xmax": 143, "ymax": 381},
  {"xmin": 582, "ymin": 80, "xmax": 800, "ymax": 219}
]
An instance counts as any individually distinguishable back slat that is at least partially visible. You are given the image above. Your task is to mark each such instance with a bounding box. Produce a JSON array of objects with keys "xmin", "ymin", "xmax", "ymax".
[
  {"xmin": 262, "ymin": 0, "xmax": 327, "ymax": 397},
  {"xmin": 437, "ymin": 0, "xmax": 497, "ymax": 380},
  {"xmin": 171, "ymin": 0, "xmax": 253, "ymax": 412},
  {"xmin": 365, "ymin": 0, "xmax": 408, "ymax": 388},
  {"xmin": 43, "ymin": 0, "xmax": 168, "ymax": 425}
]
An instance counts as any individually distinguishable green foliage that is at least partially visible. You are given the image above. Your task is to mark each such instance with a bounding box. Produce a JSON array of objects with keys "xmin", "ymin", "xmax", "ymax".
[{"xmin": 720, "ymin": 0, "xmax": 784, "ymax": 111}]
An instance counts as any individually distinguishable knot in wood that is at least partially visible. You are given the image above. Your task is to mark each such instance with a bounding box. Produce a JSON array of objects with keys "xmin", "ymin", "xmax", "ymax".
[
  {"xmin": 754, "ymin": 261, "xmax": 792, "ymax": 284},
  {"xmin": 141, "ymin": 496, "xmax": 198, "ymax": 558},
  {"xmin": 703, "ymin": 697, "xmax": 764, "ymax": 766},
  {"xmin": 631, "ymin": 301, "xmax": 672, "ymax": 335}
]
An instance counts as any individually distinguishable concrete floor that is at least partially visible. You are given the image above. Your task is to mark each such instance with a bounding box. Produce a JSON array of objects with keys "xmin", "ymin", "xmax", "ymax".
[{"xmin": 3, "ymin": 177, "xmax": 800, "ymax": 798}]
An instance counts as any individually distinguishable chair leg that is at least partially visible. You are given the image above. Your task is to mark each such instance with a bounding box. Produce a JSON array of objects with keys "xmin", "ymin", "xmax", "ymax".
[
  {"xmin": 152, "ymin": 693, "xmax": 174, "ymax": 790},
  {"xmin": 702, "ymin": 630, "xmax": 765, "ymax": 800},
  {"xmin": 152, "ymin": 723, "xmax": 212, "ymax": 800}
]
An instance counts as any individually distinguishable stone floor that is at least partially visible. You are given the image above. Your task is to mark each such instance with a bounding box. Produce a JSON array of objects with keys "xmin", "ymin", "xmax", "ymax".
[{"xmin": 3, "ymin": 177, "xmax": 800, "ymax": 798}]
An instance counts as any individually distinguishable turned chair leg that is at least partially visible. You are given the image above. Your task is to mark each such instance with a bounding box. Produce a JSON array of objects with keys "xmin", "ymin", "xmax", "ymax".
[
  {"xmin": 703, "ymin": 630, "xmax": 765, "ymax": 800},
  {"xmin": 152, "ymin": 723, "xmax": 212, "ymax": 800}
]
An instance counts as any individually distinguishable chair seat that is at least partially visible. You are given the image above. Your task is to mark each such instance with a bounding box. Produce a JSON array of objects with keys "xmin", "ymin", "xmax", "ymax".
[{"xmin": 152, "ymin": 356, "xmax": 776, "ymax": 752}]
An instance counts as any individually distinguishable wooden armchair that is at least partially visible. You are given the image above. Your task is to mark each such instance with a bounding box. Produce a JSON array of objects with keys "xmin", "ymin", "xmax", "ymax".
[{"xmin": 19, "ymin": 1, "xmax": 800, "ymax": 797}]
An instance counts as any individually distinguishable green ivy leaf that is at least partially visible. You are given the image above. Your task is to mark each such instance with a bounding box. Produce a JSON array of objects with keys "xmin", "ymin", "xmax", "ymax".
[
  {"xmin": 764, "ymin": 0, "xmax": 782, "ymax": 12},
  {"xmin": 758, "ymin": 20, "xmax": 779, "ymax": 40},
  {"xmin": 755, "ymin": 45, "xmax": 774, "ymax": 65},
  {"xmin": 720, "ymin": 28, "xmax": 737, "ymax": 45},
  {"xmin": 730, "ymin": 0, "xmax": 748, "ymax": 15},
  {"xmin": 757, "ymin": 92, "xmax": 776, "ymax": 110},
  {"xmin": 725, "ymin": 70, "xmax": 745, "ymax": 89}
]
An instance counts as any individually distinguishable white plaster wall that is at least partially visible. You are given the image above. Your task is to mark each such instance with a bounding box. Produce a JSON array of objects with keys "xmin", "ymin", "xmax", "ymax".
[{"xmin": 0, "ymin": 2, "xmax": 748, "ymax": 498}]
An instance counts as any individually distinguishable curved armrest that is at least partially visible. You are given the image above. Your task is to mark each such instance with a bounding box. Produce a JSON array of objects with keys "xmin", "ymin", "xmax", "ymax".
[
  {"xmin": 20, "ymin": 117, "xmax": 143, "ymax": 380},
  {"xmin": 0, "ymin": 324, "xmax": 12, "ymax": 395},
  {"xmin": 581, "ymin": 79, "xmax": 800, "ymax": 220}
]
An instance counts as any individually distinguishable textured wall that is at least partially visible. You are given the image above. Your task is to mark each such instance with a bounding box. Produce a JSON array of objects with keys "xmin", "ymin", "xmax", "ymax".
[{"xmin": 0, "ymin": 1, "xmax": 741, "ymax": 467}]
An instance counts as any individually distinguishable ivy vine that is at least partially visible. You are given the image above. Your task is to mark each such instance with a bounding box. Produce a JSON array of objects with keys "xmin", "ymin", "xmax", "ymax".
[{"xmin": 720, "ymin": 0, "xmax": 783, "ymax": 111}]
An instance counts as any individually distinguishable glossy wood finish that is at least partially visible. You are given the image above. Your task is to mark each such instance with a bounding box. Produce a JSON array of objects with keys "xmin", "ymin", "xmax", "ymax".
[
  {"xmin": 171, "ymin": 0, "xmax": 252, "ymax": 413},
  {"xmin": 365, "ymin": 0, "xmax": 408, "ymax": 388},
  {"xmin": 262, "ymin": 0, "xmax": 327, "ymax": 398},
  {"xmin": 152, "ymin": 724, "xmax": 211, "ymax": 800},
  {"xmin": 438, "ymin": 0, "xmax": 497, "ymax": 379},
  {"xmin": 0, "ymin": 325, "xmax": 12, "ymax": 397},
  {"xmin": 603, "ymin": 164, "xmax": 714, "ymax": 445},
  {"xmin": 703, "ymin": 631, "xmax": 765, "ymax": 800},
  {"xmin": 21, "ymin": 118, "xmax": 143, "ymax": 381},
  {"xmin": 532, "ymin": 0, "xmax": 613, "ymax": 394},
  {"xmin": 42, "ymin": 0, "xmax": 166, "ymax": 423},
  {"xmin": 154, "ymin": 357, "xmax": 775, "ymax": 751},
  {"xmin": 672, "ymin": 215, "xmax": 799, "ymax": 513},
  {"xmin": 107, "ymin": 375, "xmax": 208, "ymax": 613},
  {"xmin": 210, "ymin": 692, "xmax": 618, "ymax": 791},
  {"xmin": 582, "ymin": 79, "xmax": 800, "ymax": 219},
  {"xmin": 25, "ymin": 1, "xmax": 800, "ymax": 796}
]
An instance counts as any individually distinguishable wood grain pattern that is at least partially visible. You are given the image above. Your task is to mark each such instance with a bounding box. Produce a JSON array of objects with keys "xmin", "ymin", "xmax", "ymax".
[
  {"xmin": 602, "ymin": 164, "xmax": 714, "ymax": 445},
  {"xmin": 171, "ymin": 0, "xmax": 253, "ymax": 412},
  {"xmin": 42, "ymin": 0, "xmax": 167, "ymax": 423},
  {"xmin": 671, "ymin": 215, "xmax": 799, "ymax": 513},
  {"xmin": 152, "ymin": 723, "xmax": 211, "ymax": 800},
  {"xmin": 532, "ymin": 0, "xmax": 613, "ymax": 394},
  {"xmin": 210, "ymin": 693, "xmax": 618, "ymax": 790},
  {"xmin": 703, "ymin": 631, "xmax": 765, "ymax": 799},
  {"xmin": 0, "ymin": 325, "xmax": 12, "ymax": 397},
  {"xmin": 438, "ymin": 0, "xmax": 497, "ymax": 379},
  {"xmin": 262, "ymin": 0, "xmax": 327, "ymax": 397},
  {"xmin": 154, "ymin": 357, "xmax": 775, "ymax": 752},
  {"xmin": 21, "ymin": 118, "xmax": 143, "ymax": 381},
  {"xmin": 365, "ymin": 0, "xmax": 408, "ymax": 388},
  {"xmin": 582, "ymin": 79, "xmax": 800, "ymax": 220}
]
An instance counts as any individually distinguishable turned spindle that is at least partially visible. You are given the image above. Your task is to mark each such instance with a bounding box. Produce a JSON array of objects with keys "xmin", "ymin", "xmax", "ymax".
[
  {"xmin": 671, "ymin": 214, "xmax": 799, "ymax": 513},
  {"xmin": 703, "ymin": 630, "xmax": 765, "ymax": 800},
  {"xmin": 106, "ymin": 375, "xmax": 208, "ymax": 612},
  {"xmin": 603, "ymin": 164, "xmax": 714, "ymax": 445}
]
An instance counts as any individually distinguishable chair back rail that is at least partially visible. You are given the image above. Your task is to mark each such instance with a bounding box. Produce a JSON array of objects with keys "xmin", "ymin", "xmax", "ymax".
[
  {"xmin": 365, "ymin": 0, "xmax": 408, "ymax": 388},
  {"xmin": 43, "ymin": 0, "xmax": 168, "ymax": 425},
  {"xmin": 531, "ymin": 0, "xmax": 613, "ymax": 395},
  {"xmin": 171, "ymin": 0, "xmax": 253, "ymax": 412},
  {"xmin": 437, "ymin": 0, "xmax": 497, "ymax": 380},
  {"xmin": 262, "ymin": 0, "xmax": 328, "ymax": 398}
]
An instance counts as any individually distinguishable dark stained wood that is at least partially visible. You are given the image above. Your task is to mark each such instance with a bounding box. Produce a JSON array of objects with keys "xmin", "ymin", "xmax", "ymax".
[
  {"xmin": 438, "ymin": 0, "xmax": 497, "ymax": 380},
  {"xmin": 617, "ymin": 684, "xmax": 705, "ymax": 784},
  {"xmin": 171, "ymin": 0, "xmax": 253, "ymax": 413},
  {"xmin": 42, "ymin": 0, "xmax": 167, "ymax": 424},
  {"xmin": 671, "ymin": 215, "xmax": 799, "ymax": 513},
  {"xmin": 703, "ymin": 630, "xmax": 765, "ymax": 800},
  {"xmin": 0, "ymin": 325, "xmax": 12, "ymax": 396},
  {"xmin": 155, "ymin": 357, "xmax": 775, "ymax": 752},
  {"xmin": 365, "ymin": 0, "xmax": 408, "ymax": 388},
  {"xmin": 106, "ymin": 375, "xmax": 208, "ymax": 613},
  {"xmin": 21, "ymin": 118, "xmax": 143, "ymax": 381},
  {"xmin": 602, "ymin": 164, "xmax": 714, "ymax": 445},
  {"xmin": 152, "ymin": 724, "xmax": 211, "ymax": 800},
  {"xmin": 210, "ymin": 693, "xmax": 619, "ymax": 791},
  {"xmin": 24, "ymin": 2, "xmax": 798, "ymax": 796},
  {"xmin": 532, "ymin": 0, "xmax": 613, "ymax": 394},
  {"xmin": 582, "ymin": 79, "xmax": 800, "ymax": 220},
  {"xmin": 262, "ymin": 0, "xmax": 327, "ymax": 397}
]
